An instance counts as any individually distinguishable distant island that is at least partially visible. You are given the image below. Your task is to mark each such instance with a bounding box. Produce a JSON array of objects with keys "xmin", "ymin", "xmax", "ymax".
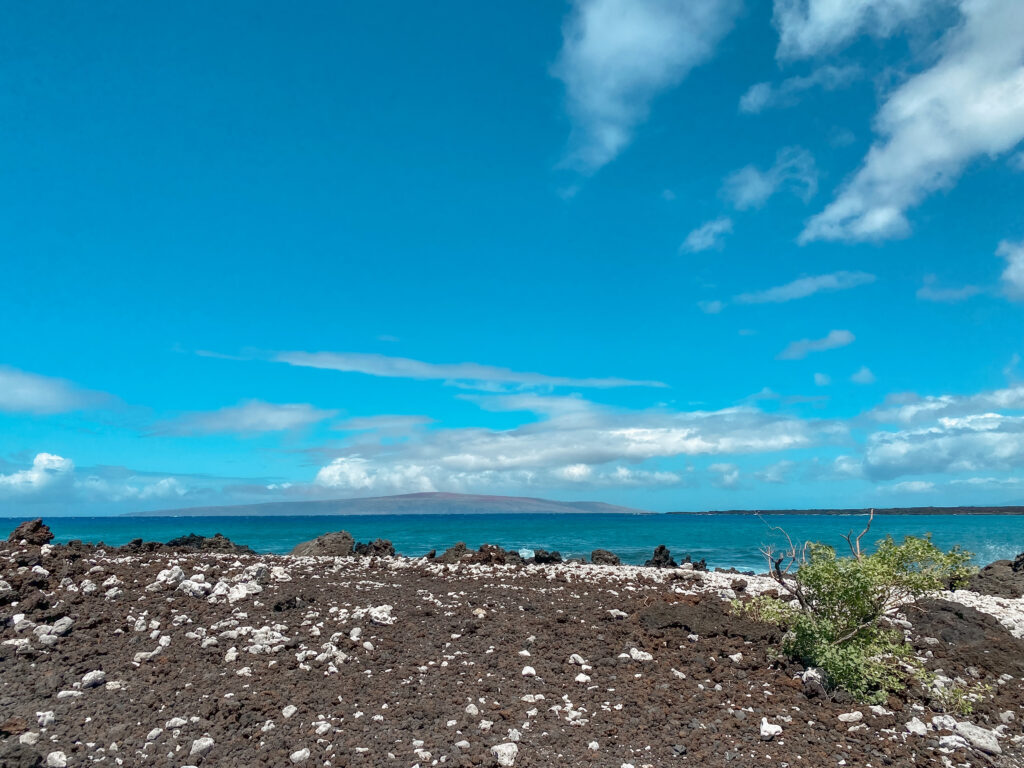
[
  {"xmin": 668, "ymin": 506, "xmax": 1024, "ymax": 516},
  {"xmin": 126, "ymin": 491, "xmax": 654, "ymax": 517}
]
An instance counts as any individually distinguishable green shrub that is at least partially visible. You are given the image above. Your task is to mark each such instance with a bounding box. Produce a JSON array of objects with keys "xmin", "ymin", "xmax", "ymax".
[{"xmin": 736, "ymin": 513, "xmax": 974, "ymax": 703}]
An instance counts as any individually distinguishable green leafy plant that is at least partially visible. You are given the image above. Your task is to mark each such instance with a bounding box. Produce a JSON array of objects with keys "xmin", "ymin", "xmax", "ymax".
[{"xmin": 736, "ymin": 511, "xmax": 975, "ymax": 703}]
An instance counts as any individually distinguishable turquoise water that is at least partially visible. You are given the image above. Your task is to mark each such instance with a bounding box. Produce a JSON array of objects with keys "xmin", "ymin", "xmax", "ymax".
[{"xmin": 4, "ymin": 513, "xmax": 1023, "ymax": 571}]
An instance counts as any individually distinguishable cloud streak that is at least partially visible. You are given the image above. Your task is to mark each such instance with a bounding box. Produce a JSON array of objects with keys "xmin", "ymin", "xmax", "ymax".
[
  {"xmin": 275, "ymin": 351, "xmax": 667, "ymax": 390},
  {"xmin": 161, "ymin": 400, "xmax": 338, "ymax": 435},
  {"xmin": 0, "ymin": 365, "xmax": 110, "ymax": 414},
  {"xmin": 739, "ymin": 65, "xmax": 861, "ymax": 113},
  {"xmin": 777, "ymin": 329, "xmax": 855, "ymax": 360},
  {"xmin": 722, "ymin": 147, "xmax": 818, "ymax": 210},
  {"xmin": 681, "ymin": 217, "xmax": 733, "ymax": 253}
]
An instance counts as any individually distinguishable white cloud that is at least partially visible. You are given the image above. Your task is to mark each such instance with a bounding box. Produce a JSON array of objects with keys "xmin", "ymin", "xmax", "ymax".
[
  {"xmin": 333, "ymin": 414, "xmax": 434, "ymax": 433},
  {"xmin": 777, "ymin": 329, "xmax": 855, "ymax": 360},
  {"xmin": 887, "ymin": 479, "xmax": 935, "ymax": 492},
  {"xmin": 773, "ymin": 0, "xmax": 940, "ymax": 59},
  {"xmin": 0, "ymin": 366, "xmax": 107, "ymax": 414},
  {"xmin": 869, "ymin": 383, "xmax": 1024, "ymax": 424},
  {"xmin": 709, "ymin": 462, "xmax": 741, "ymax": 488},
  {"xmin": 553, "ymin": 0, "xmax": 741, "ymax": 172},
  {"xmin": 734, "ymin": 271, "xmax": 875, "ymax": 304},
  {"xmin": 722, "ymin": 147, "xmax": 818, "ymax": 209},
  {"xmin": 164, "ymin": 400, "xmax": 338, "ymax": 435},
  {"xmin": 312, "ymin": 395, "xmax": 826, "ymax": 494},
  {"xmin": 865, "ymin": 413, "xmax": 1024, "ymax": 479},
  {"xmin": 756, "ymin": 459, "xmax": 796, "ymax": 483},
  {"xmin": 916, "ymin": 274, "xmax": 982, "ymax": 302},
  {"xmin": 801, "ymin": 0, "xmax": 1024, "ymax": 243},
  {"xmin": 681, "ymin": 217, "xmax": 733, "ymax": 252},
  {"xmin": 739, "ymin": 65, "xmax": 861, "ymax": 113},
  {"xmin": 77, "ymin": 475, "xmax": 188, "ymax": 502},
  {"xmin": 814, "ymin": 372, "xmax": 831, "ymax": 386},
  {"xmin": 998, "ymin": 239, "xmax": 1024, "ymax": 300},
  {"xmin": 851, "ymin": 366, "xmax": 877, "ymax": 384},
  {"xmin": 698, "ymin": 300, "xmax": 726, "ymax": 314},
  {"xmin": 275, "ymin": 351, "xmax": 666, "ymax": 390},
  {"xmin": 0, "ymin": 453, "xmax": 74, "ymax": 495},
  {"xmin": 315, "ymin": 456, "xmax": 437, "ymax": 494}
]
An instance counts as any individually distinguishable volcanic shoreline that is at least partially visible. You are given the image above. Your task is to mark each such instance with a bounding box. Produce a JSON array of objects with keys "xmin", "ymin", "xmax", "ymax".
[{"xmin": 2, "ymin": 524, "xmax": 1024, "ymax": 767}]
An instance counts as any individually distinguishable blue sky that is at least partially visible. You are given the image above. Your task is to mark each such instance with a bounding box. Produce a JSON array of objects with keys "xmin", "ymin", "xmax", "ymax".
[{"xmin": 2, "ymin": 0, "xmax": 1024, "ymax": 515}]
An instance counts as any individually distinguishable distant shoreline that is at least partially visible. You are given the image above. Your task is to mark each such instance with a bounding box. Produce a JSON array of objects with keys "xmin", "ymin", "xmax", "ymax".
[{"xmin": 668, "ymin": 506, "xmax": 1024, "ymax": 516}]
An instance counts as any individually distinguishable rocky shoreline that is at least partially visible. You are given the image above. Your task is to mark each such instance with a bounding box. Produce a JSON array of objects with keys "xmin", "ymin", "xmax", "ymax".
[{"xmin": 2, "ymin": 521, "xmax": 1023, "ymax": 767}]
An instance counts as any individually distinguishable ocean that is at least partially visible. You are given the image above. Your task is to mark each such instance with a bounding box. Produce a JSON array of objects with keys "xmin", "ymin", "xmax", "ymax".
[{"xmin": 5, "ymin": 513, "xmax": 1024, "ymax": 571}]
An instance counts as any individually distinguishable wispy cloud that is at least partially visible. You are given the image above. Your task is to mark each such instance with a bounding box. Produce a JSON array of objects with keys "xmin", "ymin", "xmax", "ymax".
[
  {"xmin": 553, "ymin": 0, "xmax": 740, "ymax": 173},
  {"xmin": 0, "ymin": 365, "xmax": 110, "ymax": 414},
  {"xmin": 801, "ymin": 0, "xmax": 1024, "ymax": 242},
  {"xmin": 998, "ymin": 240, "xmax": 1024, "ymax": 300},
  {"xmin": 739, "ymin": 64, "xmax": 861, "ymax": 113},
  {"xmin": 275, "ymin": 351, "xmax": 667, "ymax": 390},
  {"xmin": 705, "ymin": 271, "xmax": 875, "ymax": 313},
  {"xmin": 772, "ymin": 0, "xmax": 938, "ymax": 59},
  {"xmin": 916, "ymin": 274, "xmax": 982, "ymax": 303},
  {"xmin": 722, "ymin": 146, "xmax": 818, "ymax": 210},
  {"xmin": 681, "ymin": 217, "xmax": 733, "ymax": 253},
  {"xmin": 777, "ymin": 329, "xmax": 855, "ymax": 360},
  {"xmin": 161, "ymin": 400, "xmax": 338, "ymax": 436},
  {"xmin": 736, "ymin": 271, "xmax": 875, "ymax": 304}
]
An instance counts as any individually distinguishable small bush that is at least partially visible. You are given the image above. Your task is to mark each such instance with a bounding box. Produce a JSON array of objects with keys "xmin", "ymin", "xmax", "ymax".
[{"xmin": 736, "ymin": 513, "xmax": 974, "ymax": 703}]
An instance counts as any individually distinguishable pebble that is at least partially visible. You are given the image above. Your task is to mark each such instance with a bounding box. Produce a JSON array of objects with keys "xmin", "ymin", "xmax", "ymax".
[
  {"xmin": 190, "ymin": 737, "xmax": 215, "ymax": 757},
  {"xmin": 290, "ymin": 747, "xmax": 311, "ymax": 763},
  {"xmin": 954, "ymin": 722, "xmax": 1002, "ymax": 755},
  {"xmin": 45, "ymin": 753, "xmax": 67, "ymax": 768},
  {"xmin": 905, "ymin": 717, "xmax": 928, "ymax": 736},
  {"xmin": 521, "ymin": 666, "xmax": 536, "ymax": 677},
  {"xmin": 760, "ymin": 718, "xmax": 783, "ymax": 741},
  {"xmin": 838, "ymin": 711, "xmax": 863, "ymax": 723},
  {"xmin": 81, "ymin": 670, "xmax": 106, "ymax": 688},
  {"xmin": 629, "ymin": 647, "xmax": 653, "ymax": 661},
  {"xmin": 283, "ymin": 705, "xmax": 298, "ymax": 719},
  {"xmin": 490, "ymin": 742, "xmax": 519, "ymax": 767}
]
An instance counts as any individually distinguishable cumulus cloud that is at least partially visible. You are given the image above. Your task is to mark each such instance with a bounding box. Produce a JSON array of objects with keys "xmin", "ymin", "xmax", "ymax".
[
  {"xmin": 709, "ymin": 462, "xmax": 741, "ymax": 488},
  {"xmin": 0, "ymin": 366, "xmax": 108, "ymax": 414},
  {"xmin": 756, "ymin": 460, "xmax": 796, "ymax": 484},
  {"xmin": 162, "ymin": 400, "xmax": 338, "ymax": 436},
  {"xmin": 865, "ymin": 413, "xmax": 1024, "ymax": 479},
  {"xmin": 681, "ymin": 217, "xmax": 733, "ymax": 253},
  {"xmin": 735, "ymin": 271, "xmax": 875, "ymax": 304},
  {"xmin": 722, "ymin": 147, "xmax": 818, "ymax": 210},
  {"xmin": 851, "ymin": 366, "xmax": 877, "ymax": 384},
  {"xmin": 869, "ymin": 383, "xmax": 1024, "ymax": 424},
  {"xmin": 0, "ymin": 453, "xmax": 74, "ymax": 494},
  {"xmin": 553, "ymin": 0, "xmax": 741, "ymax": 173},
  {"xmin": 916, "ymin": 274, "xmax": 982, "ymax": 302},
  {"xmin": 773, "ymin": 0, "xmax": 941, "ymax": 59},
  {"xmin": 801, "ymin": 0, "xmax": 1024, "ymax": 243},
  {"xmin": 739, "ymin": 65, "xmax": 861, "ymax": 113},
  {"xmin": 998, "ymin": 240, "xmax": 1024, "ymax": 299},
  {"xmin": 275, "ymin": 351, "xmax": 665, "ymax": 390},
  {"xmin": 311, "ymin": 395, "xmax": 827, "ymax": 494},
  {"xmin": 777, "ymin": 330, "xmax": 855, "ymax": 360},
  {"xmin": 0, "ymin": 452, "xmax": 195, "ymax": 504}
]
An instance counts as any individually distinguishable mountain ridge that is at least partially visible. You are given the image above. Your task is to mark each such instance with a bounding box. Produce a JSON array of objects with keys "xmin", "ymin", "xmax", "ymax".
[{"xmin": 125, "ymin": 491, "xmax": 654, "ymax": 517}]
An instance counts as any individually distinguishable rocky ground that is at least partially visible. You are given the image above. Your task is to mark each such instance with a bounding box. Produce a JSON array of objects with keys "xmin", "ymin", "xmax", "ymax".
[{"xmin": 1, "ymin": 523, "xmax": 1023, "ymax": 768}]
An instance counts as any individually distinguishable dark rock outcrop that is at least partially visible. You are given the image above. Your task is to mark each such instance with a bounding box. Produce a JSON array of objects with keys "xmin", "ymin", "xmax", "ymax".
[
  {"xmin": 290, "ymin": 531, "xmax": 355, "ymax": 557},
  {"xmin": 909, "ymin": 598, "xmax": 1024, "ymax": 678},
  {"xmin": 7, "ymin": 519, "xmax": 54, "ymax": 546},
  {"xmin": 639, "ymin": 596, "xmax": 781, "ymax": 643},
  {"xmin": 532, "ymin": 549, "xmax": 562, "ymax": 565},
  {"xmin": 967, "ymin": 553, "xmax": 1024, "ymax": 598},
  {"xmin": 165, "ymin": 533, "xmax": 255, "ymax": 554},
  {"xmin": 437, "ymin": 542, "xmax": 469, "ymax": 564},
  {"xmin": 644, "ymin": 544, "xmax": 677, "ymax": 568},
  {"xmin": 590, "ymin": 549, "xmax": 621, "ymax": 566},
  {"xmin": 681, "ymin": 554, "xmax": 708, "ymax": 572},
  {"xmin": 354, "ymin": 538, "xmax": 396, "ymax": 558}
]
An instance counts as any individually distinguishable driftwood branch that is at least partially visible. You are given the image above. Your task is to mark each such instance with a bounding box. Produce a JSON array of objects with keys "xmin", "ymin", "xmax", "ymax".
[{"xmin": 841, "ymin": 509, "xmax": 874, "ymax": 561}]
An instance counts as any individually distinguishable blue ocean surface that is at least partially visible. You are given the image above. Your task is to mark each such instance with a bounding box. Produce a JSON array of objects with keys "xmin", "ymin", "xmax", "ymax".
[{"xmin": 3, "ymin": 513, "xmax": 1024, "ymax": 571}]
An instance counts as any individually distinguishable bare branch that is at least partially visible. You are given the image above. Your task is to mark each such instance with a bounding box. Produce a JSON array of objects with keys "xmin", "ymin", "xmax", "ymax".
[{"xmin": 841, "ymin": 508, "xmax": 874, "ymax": 560}]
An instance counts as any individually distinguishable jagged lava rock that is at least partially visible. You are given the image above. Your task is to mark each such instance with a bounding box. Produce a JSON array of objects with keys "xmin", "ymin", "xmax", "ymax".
[
  {"xmin": 7, "ymin": 519, "xmax": 54, "ymax": 546},
  {"xmin": 290, "ymin": 531, "xmax": 355, "ymax": 557},
  {"xmin": 590, "ymin": 549, "xmax": 621, "ymax": 566},
  {"xmin": 645, "ymin": 544, "xmax": 677, "ymax": 568}
]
